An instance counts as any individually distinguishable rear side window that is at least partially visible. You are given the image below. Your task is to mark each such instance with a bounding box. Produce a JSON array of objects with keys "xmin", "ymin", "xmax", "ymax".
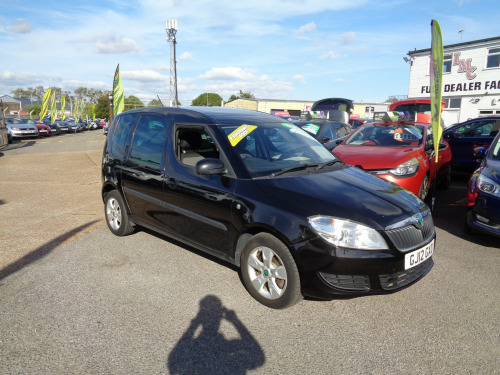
[
  {"xmin": 110, "ymin": 113, "xmax": 139, "ymax": 158},
  {"xmin": 130, "ymin": 115, "xmax": 168, "ymax": 167}
]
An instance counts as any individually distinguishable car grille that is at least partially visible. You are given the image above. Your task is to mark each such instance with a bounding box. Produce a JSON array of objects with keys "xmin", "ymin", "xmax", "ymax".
[
  {"xmin": 379, "ymin": 258, "xmax": 433, "ymax": 290},
  {"xmin": 318, "ymin": 272, "xmax": 370, "ymax": 291},
  {"xmin": 385, "ymin": 213, "xmax": 435, "ymax": 252}
]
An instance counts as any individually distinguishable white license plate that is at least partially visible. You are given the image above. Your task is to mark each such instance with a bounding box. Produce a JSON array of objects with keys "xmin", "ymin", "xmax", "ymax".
[{"xmin": 405, "ymin": 239, "xmax": 434, "ymax": 270}]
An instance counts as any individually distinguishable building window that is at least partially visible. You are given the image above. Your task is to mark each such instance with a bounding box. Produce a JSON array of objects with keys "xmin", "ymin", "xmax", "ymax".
[
  {"xmin": 443, "ymin": 54, "xmax": 452, "ymax": 73},
  {"xmin": 444, "ymin": 98, "xmax": 461, "ymax": 109},
  {"xmin": 486, "ymin": 47, "xmax": 500, "ymax": 68}
]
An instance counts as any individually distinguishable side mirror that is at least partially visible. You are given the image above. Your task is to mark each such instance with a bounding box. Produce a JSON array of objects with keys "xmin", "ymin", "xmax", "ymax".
[
  {"xmin": 320, "ymin": 137, "xmax": 331, "ymax": 144},
  {"xmin": 196, "ymin": 158, "xmax": 226, "ymax": 175}
]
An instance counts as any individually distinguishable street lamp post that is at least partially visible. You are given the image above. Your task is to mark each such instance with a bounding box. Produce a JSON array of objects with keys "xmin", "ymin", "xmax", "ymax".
[{"xmin": 166, "ymin": 18, "xmax": 179, "ymax": 107}]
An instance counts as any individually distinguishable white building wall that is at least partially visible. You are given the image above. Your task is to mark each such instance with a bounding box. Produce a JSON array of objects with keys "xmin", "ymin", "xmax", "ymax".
[{"xmin": 407, "ymin": 37, "xmax": 500, "ymax": 126}]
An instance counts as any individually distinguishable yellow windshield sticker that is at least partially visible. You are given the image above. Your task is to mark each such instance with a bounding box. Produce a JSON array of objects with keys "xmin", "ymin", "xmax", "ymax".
[{"xmin": 228, "ymin": 124, "xmax": 257, "ymax": 146}]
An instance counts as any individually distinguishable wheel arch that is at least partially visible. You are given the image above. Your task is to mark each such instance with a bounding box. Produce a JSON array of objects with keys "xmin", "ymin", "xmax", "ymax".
[{"xmin": 233, "ymin": 225, "xmax": 295, "ymax": 268}]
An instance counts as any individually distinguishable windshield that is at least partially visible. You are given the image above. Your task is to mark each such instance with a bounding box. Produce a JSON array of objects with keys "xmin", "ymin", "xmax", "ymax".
[
  {"xmin": 344, "ymin": 124, "xmax": 424, "ymax": 147},
  {"xmin": 490, "ymin": 136, "xmax": 500, "ymax": 160},
  {"xmin": 220, "ymin": 122, "xmax": 338, "ymax": 177}
]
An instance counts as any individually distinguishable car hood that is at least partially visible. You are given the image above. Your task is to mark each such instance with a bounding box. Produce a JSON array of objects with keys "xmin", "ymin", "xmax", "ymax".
[
  {"xmin": 255, "ymin": 165, "xmax": 427, "ymax": 230},
  {"xmin": 334, "ymin": 145, "xmax": 417, "ymax": 169}
]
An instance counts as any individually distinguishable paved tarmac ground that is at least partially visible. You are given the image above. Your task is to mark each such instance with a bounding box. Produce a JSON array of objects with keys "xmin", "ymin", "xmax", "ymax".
[{"xmin": 0, "ymin": 131, "xmax": 499, "ymax": 374}]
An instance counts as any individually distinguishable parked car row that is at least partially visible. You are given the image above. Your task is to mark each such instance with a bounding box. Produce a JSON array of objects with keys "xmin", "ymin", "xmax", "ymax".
[{"xmin": 4, "ymin": 117, "xmax": 108, "ymax": 143}]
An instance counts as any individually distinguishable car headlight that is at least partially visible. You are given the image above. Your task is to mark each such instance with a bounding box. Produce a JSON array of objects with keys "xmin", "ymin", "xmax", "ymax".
[
  {"xmin": 390, "ymin": 157, "xmax": 419, "ymax": 176},
  {"xmin": 477, "ymin": 174, "xmax": 500, "ymax": 197},
  {"xmin": 308, "ymin": 216, "xmax": 388, "ymax": 250}
]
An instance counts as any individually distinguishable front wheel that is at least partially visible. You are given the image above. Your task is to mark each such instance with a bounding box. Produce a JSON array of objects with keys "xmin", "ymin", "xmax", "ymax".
[
  {"xmin": 240, "ymin": 233, "xmax": 302, "ymax": 309},
  {"xmin": 418, "ymin": 174, "xmax": 430, "ymax": 200},
  {"xmin": 104, "ymin": 190, "xmax": 134, "ymax": 236}
]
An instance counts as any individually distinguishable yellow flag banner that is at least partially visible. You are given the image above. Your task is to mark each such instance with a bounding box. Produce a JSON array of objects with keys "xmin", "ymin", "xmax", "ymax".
[
  {"xmin": 50, "ymin": 92, "xmax": 56, "ymax": 125},
  {"xmin": 113, "ymin": 64, "xmax": 125, "ymax": 117},
  {"xmin": 40, "ymin": 89, "xmax": 51, "ymax": 122},
  {"xmin": 430, "ymin": 20, "xmax": 444, "ymax": 163},
  {"xmin": 60, "ymin": 96, "xmax": 66, "ymax": 121}
]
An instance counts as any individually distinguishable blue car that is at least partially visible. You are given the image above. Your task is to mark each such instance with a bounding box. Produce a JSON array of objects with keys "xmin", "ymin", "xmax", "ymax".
[
  {"xmin": 466, "ymin": 132, "xmax": 500, "ymax": 237},
  {"xmin": 443, "ymin": 116, "xmax": 500, "ymax": 172}
]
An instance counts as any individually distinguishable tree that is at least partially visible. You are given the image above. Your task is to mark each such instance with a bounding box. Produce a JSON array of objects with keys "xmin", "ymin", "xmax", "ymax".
[
  {"xmin": 124, "ymin": 95, "xmax": 144, "ymax": 110},
  {"xmin": 95, "ymin": 94, "xmax": 111, "ymax": 119},
  {"xmin": 148, "ymin": 99, "xmax": 163, "ymax": 107},
  {"xmin": 385, "ymin": 96, "xmax": 400, "ymax": 103},
  {"xmin": 191, "ymin": 93, "xmax": 223, "ymax": 107},
  {"xmin": 228, "ymin": 89, "xmax": 256, "ymax": 102}
]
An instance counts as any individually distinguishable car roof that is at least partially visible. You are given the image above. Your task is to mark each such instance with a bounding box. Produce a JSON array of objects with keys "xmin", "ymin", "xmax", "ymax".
[{"xmin": 121, "ymin": 106, "xmax": 286, "ymax": 125}]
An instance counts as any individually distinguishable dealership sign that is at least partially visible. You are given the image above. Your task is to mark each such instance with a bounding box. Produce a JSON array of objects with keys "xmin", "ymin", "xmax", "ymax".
[{"xmin": 420, "ymin": 51, "xmax": 500, "ymax": 94}]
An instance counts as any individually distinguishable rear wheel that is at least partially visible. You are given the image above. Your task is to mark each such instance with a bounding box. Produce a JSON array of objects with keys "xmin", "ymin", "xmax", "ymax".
[
  {"xmin": 104, "ymin": 190, "xmax": 134, "ymax": 236},
  {"xmin": 240, "ymin": 233, "xmax": 302, "ymax": 309}
]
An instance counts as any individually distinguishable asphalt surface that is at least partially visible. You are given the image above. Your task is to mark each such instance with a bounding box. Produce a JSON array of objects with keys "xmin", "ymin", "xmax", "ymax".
[{"xmin": 0, "ymin": 130, "xmax": 499, "ymax": 374}]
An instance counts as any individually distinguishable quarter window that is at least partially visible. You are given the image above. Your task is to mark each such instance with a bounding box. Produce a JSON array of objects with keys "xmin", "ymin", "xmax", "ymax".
[
  {"xmin": 129, "ymin": 115, "xmax": 168, "ymax": 166},
  {"xmin": 110, "ymin": 113, "xmax": 139, "ymax": 158},
  {"xmin": 486, "ymin": 47, "xmax": 500, "ymax": 68}
]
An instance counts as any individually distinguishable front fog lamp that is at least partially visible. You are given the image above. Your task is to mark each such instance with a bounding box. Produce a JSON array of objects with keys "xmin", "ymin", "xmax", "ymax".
[
  {"xmin": 390, "ymin": 157, "xmax": 419, "ymax": 176},
  {"xmin": 308, "ymin": 216, "xmax": 388, "ymax": 250}
]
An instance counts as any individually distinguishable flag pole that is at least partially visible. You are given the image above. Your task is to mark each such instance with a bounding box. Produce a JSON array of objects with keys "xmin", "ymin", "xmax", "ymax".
[{"xmin": 430, "ymin": 20, "xmax": 444, "ymax": 212}]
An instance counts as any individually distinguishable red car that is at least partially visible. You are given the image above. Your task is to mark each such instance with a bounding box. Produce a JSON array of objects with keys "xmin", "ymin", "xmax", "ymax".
[
  {"xmin": 34, "ymin": 123, "xmax": 51, "ymax": 137},
  {"xmin": 333, "ymin": 117, "xmax": 452, "ymax": 200}
]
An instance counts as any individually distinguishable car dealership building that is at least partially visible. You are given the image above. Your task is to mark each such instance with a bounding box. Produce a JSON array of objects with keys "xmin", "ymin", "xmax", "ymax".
[{"xmin": 406, "ymin": 36, "xmax": 500, "ymax": 126}]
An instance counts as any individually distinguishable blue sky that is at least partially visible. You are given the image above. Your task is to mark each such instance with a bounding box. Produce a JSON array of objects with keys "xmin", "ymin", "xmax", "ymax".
[{"xmin": 0, "ymin": 0, "xmax": 498, "ymax": 105}]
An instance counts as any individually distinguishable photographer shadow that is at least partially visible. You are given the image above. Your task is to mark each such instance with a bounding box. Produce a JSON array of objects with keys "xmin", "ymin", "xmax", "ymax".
[{"xmin": 168, "ymin": 295, "xmax": 265, "ymax": 375}]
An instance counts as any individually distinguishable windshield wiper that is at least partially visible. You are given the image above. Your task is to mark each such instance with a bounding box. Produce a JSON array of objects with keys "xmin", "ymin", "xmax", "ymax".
[
  {"xmin": 316, "ymin": 159, "xmax": 343, "ymax": 170},
  {"xmin": 272, "ymin": 163, "xmax": 320, "ymax": 177}
]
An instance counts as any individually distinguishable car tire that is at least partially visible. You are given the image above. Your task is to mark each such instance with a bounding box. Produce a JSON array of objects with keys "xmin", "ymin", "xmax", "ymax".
[
  {"xmin": 104, "ymin": 190, "xmax": 135, "ymax": 236},
  {"xmin": 240, "ymin": 233, "xmax": 302, "ymax": 309},
  {"xmin": 418, "ymin": 174, "xmax": 429, "ymax": 200}
]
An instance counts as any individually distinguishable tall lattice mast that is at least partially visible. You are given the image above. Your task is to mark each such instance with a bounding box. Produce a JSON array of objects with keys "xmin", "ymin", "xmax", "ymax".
[{"xmin": 165, "ymin": 19, "xmax": 178, "ymax": 107}]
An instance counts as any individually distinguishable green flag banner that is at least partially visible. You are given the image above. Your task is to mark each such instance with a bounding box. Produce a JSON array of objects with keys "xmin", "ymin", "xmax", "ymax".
[
  {"xmin": 40, "ymin": 89, "xmax": 51, "ymax": 122},
  {"xmin": 430, "ymin": 20, "xmax": 444, "ymax": 163},
  {"xmin": 113, "ymin": 64, "xmax": 125, "ymax": 117},
  {"xmin": 92, "ymin": 104, "xmax": 96, "ymax": 121}
]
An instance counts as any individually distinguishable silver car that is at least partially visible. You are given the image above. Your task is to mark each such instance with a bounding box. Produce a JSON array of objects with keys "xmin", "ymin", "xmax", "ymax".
[{"xmin": 6, "ymin": 122, "xmax": 39, "ymax": 140}]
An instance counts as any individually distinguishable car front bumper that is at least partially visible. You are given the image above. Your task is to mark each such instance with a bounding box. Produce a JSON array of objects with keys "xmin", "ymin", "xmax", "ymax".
[
  {"xmin": 295, "ymin": 235, "xmax": 435, "ymax": 299},
  {"xmin": 466, "ymin": 193, "xmax": 500, "ymax": 237}
]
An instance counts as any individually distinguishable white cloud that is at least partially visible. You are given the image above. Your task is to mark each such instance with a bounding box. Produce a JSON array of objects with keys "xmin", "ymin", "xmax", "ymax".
[
  {"xmin": 96, "ymin": 37, "xmax": 139, "ymax": 54},
  {"xmin": 293, "ymin": 75, "xmax": 307, "ymax": 84},
  {"xmin": 294, "ymin": 22, "xmax": 316, "ymax": 36},
  {"xmin": 179, "ymin": 52, "xmax": 194, "ymax": 61},
  {"xmin": 334, "ymin": 78, "xmax": 347, "ymax": 82},
  {"xmin": 122, "ymin": 70, "xmax": 168, "ymax": 82},
  {"xmin": 7, "ymin": 18, "xmax": 32, "ymax": 34},
  {"xmin": 319, "ymin": 51, "xmax": 341, "ymax": 60},
  {"xmin": 341, "ymin": 31, "xmax": 356, "ymax": 45}
]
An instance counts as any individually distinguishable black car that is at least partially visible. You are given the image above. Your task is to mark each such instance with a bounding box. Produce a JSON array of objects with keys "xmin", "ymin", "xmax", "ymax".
[
  {"xmin": 291, "ymin": 119, "xmax": 352, "ymax": 151},
  {"xmin": 102, "ymin": 107, "xmax": 435, "ymax": 309},
  {"xmin": 42, "ymin": 120, "xmax": 62, "ymax": 135},
  {"xmin": 443, "ymin": 116, "xmax": 500, "ymax": 172}
]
